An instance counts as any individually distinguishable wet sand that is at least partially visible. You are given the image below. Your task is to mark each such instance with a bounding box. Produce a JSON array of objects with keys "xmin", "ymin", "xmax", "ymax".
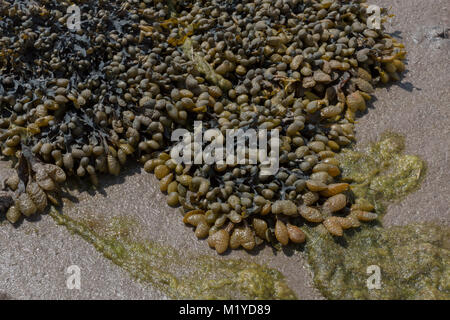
[{"xmin": 0, "ymin": 0, "xmax": 449, "ymax": 299}]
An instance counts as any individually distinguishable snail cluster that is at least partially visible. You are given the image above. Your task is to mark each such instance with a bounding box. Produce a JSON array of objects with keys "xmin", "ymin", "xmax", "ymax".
[{"xmin": 0, "ymin": 0, "xmax": 406, "ymax": 253}]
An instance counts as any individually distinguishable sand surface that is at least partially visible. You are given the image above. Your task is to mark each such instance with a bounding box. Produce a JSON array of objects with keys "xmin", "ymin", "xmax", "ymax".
[{"xmin": 0, "ymin": 0, "xmax": 449, "ymax": 300}]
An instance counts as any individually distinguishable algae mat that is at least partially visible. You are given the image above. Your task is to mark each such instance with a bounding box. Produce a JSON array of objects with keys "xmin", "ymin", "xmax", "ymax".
[
  {"xmin": 306, "ymin": 224, "xmax": 450, "ymax": 299},
  {"xmin": 304, "ymin": 134, "xmax": 448, "ymax": 300},
  {"xmin": 50, "ymin": 208, "xmax": 296, "ymax": 300},
  {"xmin": 338, "ymin": 132, "xmax": 425, "ymax": 213}
]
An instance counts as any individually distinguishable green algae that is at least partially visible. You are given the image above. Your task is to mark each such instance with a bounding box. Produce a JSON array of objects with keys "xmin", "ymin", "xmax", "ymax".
[
  {"xmin": 303, "ymin": 133, "xmax": 449, "ymax": 299},
  {"xmin": 49, "ymin": 207, "xmax": 296, "ymax": 300},
  {"xmin": 304, "ymin": 224, "xmax": 450, "ymax": 299},
  {"xmin": 337, "ymin": 132, "xmax": 425, "ymax": 213}
]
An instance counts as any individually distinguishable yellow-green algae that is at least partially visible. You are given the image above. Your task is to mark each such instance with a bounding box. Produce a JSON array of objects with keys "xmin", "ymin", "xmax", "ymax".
[
  {"xmin": 304, "ymin": 224, "xmax": 450, "ymax": 299},
  {"xmin": 49, "ymin": 207, "xmax": 296, "ymax": 300},
  {"xmin": 304, "ymin": 133, "xmax": 450, "ymax": 299},
  {"xmin": 337, "ymin": 132, "xmax": 425, "ymax": 213}
]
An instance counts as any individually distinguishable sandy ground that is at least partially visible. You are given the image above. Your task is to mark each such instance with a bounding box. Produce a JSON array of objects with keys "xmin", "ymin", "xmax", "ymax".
[{"xmin": 0, "ymin": 0, "xmax": 449, "ymax": 300}]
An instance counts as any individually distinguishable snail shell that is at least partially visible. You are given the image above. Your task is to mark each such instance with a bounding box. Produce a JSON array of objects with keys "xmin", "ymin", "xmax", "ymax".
[
  {"xmin": 26, "ymin": 182, "xmax": 47, "ymax": 212},
  {"xmin": 6, "ymin": 205, "xmax": 21, "ymax": 224},
  {"xmin": 17, "ymin": 193, "xmax": 37, "ymax": 217},
  {"xmin": 207, "ymin": 229, "xmax": 229, "ymax": 254},
  {"xmin": 275, "ymin": 220, "xmax": 289, "ymax": 245}
]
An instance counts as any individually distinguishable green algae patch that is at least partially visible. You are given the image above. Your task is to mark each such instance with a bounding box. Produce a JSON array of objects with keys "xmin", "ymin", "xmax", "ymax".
[
  {"xmin": 305, "ymin": 224, "xmax": 450, "ymax": 299},
  {"xmin": 338, "ymin": 133, "xmax": 425, "ymax": 213},
  {"xmin": 303, "ymin": 133, "xmax": 448, "ymax": 299},
  {"xmin": 49, "ymin": 207, "xmax": 296, "ymax": 300}
]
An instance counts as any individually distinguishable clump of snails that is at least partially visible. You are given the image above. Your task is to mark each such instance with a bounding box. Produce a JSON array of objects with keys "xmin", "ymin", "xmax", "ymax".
[
  {"xmin": 2, "ymin": 146, "xmax": 66, "ymax": 224},
  {"xmin": 0, "ymin": 0, "xmax": 401, "ymax": 254}
]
